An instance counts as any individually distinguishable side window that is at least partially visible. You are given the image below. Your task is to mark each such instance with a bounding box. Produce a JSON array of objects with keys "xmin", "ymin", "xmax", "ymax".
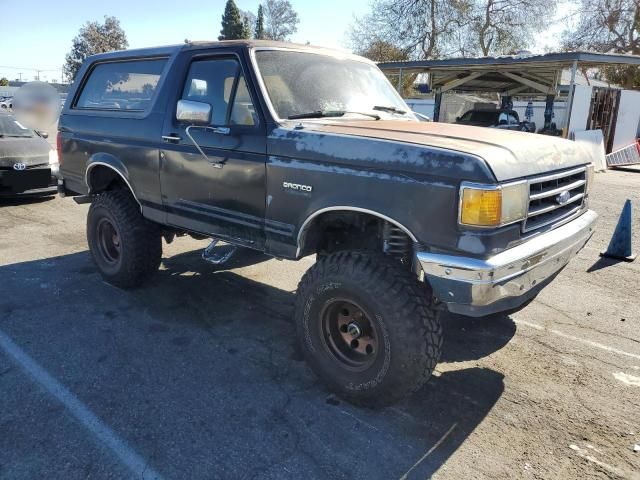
[
  {"xmin": 75, "ymin": 59, "xmax": 166, "ymax": 111},
  {"xmin": 230, "ymin": 76, "xmax": 256, "ymax": 126},
  {"xmin": 181, "ymin": 58, "xmax": 257, "ymax": 127}
]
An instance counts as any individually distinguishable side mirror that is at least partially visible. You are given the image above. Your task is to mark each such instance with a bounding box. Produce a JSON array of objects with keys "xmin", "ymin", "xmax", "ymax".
[
  {"xmin": 176, "ymin": 99, "xmax": 211, "ymax": 125},
  {"xmin": 36, "ymin": 131, "xmax": 49, "ymax": 139}
]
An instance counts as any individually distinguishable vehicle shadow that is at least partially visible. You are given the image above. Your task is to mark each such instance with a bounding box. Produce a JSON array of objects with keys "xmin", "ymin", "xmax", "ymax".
[
  {"xmin": 161, "ymin": 245, "xmax": 273, "ymax": 273},
  {"xmin": 440, "ymin": 311, "xmax": 516, "ymax": 363},
  {"xmin": 0, "ymin": 248, "xmax": 507, "ymax": 480},
  {"xmin": 0, "ymin": 194, "xmax": 56, "ymax": 207}
]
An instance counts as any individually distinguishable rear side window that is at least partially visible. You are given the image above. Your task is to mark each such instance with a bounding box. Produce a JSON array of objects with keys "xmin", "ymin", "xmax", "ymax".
[{"xmin": 75, "ymin": 58, "xmax": 167, "ymax": 111}]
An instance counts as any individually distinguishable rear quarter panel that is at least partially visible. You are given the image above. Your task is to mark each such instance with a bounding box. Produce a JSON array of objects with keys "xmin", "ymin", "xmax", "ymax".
[{"xmin": 58, "ymin": 52, "xmax": 177, "ymax": 214}]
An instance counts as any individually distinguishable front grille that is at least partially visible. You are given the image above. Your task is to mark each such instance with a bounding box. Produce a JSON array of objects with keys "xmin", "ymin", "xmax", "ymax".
[
  {"xmin": 0, "ymin": 163, "xmax": 49, "ymax": 171},
  {"xmin": 524, "ymin": 166, "xmax": 587, "ymax": 233}
]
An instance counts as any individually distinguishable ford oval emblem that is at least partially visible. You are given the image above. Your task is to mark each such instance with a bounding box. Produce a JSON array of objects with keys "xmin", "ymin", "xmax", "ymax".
[
  {"xmin": 13, "ymin": 163, "xmax": 26, "ymax": 171},
  {"xmin": 556, "ymin": 190, "xmax": 571, "ymax": 205}
]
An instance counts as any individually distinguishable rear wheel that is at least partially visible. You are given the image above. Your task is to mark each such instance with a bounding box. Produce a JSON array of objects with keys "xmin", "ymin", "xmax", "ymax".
[
  {"xmin": 87, "ymin": 189, "xmax": 161, "ymax": 288},
  {"xmin": 295, "ymin": 251, "xmax": 442, "ymax": 407}
]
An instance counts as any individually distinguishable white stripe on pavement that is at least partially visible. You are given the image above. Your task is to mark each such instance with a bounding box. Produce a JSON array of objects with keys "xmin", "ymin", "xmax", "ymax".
[
  {"xmin": 0, "ymin": 329, "xmax": 163, "ymax": 480},
  {"xmin": 515, "ymin": 319, "xmax": 640, "ymax": 361}
]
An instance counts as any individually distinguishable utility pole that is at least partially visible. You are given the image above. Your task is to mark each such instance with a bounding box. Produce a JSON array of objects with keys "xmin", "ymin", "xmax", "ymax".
[{"xmin": 18, "ymin": 72, "xmax": 22, "ymax": 81}]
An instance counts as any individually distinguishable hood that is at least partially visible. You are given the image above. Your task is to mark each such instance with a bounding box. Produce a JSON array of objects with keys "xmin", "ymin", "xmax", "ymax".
[
  {"xmin": 0, "ymin": 136, "xmax": 51, "ymax": 168},
  {"xmin": 301, "ymin": 120, "xmax": 588, "ymax": 181}
]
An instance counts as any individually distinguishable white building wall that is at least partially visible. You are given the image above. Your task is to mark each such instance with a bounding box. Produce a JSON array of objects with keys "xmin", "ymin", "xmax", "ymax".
[
  {"xmin": 567, "ymin": 85, "xmax": 593, "ymax": 138},
  {"xmin": 0, "ymin": 86, "xmax": 19, "ymax": 97},
  {"xmin": 612, "ymin": 89, "xmax": 640, "ymax": 151}
]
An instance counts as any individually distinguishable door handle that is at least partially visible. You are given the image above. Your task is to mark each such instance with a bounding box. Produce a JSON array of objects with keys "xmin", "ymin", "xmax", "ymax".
[
  {"xmin": 212, "ymin": 127, "xmax": 230, "ymax": 135},
  {"xmin": 162, "ymin": 134, "xmax": 181, "ymax": 143}
]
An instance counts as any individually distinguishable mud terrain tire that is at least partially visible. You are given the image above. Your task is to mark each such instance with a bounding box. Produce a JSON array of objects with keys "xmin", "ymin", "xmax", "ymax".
[
  {"xmin": 87, "ymin": 189, "xmax": 161, "ymax": 289},
  {"xmin": 295, "ymin": 251, "xmax": 442, "ymax": 407}
]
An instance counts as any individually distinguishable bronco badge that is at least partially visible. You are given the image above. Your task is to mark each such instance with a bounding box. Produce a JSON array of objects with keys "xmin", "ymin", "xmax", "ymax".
[{"xmin": 283, "ymin": 181, "xmax": 313, "ymax": 193}]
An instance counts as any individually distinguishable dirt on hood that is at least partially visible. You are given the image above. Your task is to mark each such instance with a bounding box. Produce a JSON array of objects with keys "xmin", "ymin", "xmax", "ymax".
[{"xmin": 304, "ymin": 120, "xmax": 591, "ymax": 181}]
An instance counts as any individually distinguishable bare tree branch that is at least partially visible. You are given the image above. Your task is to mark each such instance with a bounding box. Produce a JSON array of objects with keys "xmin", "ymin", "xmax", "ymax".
[
  {"xmin": 562, "ymin": 0, "xmax": 639, "ymax": 88},
  {"xmin": 263, "ymin": 0, "xmax": 300, "ymax": 41},
  {"xmin": 350, "ymin": 0, "xmax": 556, "ymax": 60}
]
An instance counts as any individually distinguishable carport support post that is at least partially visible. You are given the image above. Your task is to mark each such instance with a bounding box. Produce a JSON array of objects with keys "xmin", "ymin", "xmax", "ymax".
[
  {"xmin": 544, "ymin": 95, "xmax": 555, "ymax": 130},
  {"xmin": 433, "ymin": 90, "xmax": 442, "ymax": 122},
  {"xmin": 397, "ymin": 68, "xmax": 404, "ymax": 94},
  {"xmin": 563, "ymin": 60, "xmax": 578, "ymax": 137}
]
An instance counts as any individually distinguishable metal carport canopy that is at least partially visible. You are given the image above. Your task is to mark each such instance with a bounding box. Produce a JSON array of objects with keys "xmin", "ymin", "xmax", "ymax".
[{"xmin": 378, "ymin": 51, "xmax": 640, "ymax": 95}]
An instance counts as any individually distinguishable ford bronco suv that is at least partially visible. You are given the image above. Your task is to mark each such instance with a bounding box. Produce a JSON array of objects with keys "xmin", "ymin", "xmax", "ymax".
[{"xmin": 58, "ymin": 40, "xmax": 597, "ymax": 406}]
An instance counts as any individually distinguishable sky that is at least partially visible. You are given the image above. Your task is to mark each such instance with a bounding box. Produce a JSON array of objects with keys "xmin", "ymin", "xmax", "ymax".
[{"xmin": 0, "ymin": 0, "xmax": 569, "ymax": 83}]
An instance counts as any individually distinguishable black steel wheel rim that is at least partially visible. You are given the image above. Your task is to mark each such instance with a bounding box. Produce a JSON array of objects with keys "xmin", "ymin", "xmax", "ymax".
[
  {"xmin": 96, "ymin": 217, "xmax": 121, "ymax": 265},
  {"xmin": 320, "ymin": 298, "xmax": 379, "ymax": 371}
]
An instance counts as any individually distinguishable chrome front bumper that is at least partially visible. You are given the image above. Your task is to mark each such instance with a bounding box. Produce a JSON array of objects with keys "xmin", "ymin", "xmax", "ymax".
[{"xmin": 417, "ymin": 210, "xmax": 598, "ymax": 317}]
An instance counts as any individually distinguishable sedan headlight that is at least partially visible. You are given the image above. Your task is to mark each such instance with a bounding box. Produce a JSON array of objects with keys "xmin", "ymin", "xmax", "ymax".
[{"xmin": 459, "ymin": 181, "xmax": 528, "ymax": 227}]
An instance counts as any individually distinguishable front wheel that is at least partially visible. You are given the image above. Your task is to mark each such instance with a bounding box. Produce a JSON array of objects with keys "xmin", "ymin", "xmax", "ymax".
[
  {"xmin": 87, "ymin": 189, "xmax": 162, "ymax": 289},
  {"xmin": 295, "ymin": 251, "xmax": 442, "ymax": 407}
]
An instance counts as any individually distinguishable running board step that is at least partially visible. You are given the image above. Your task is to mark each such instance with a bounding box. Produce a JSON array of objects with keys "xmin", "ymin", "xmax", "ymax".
[{"xmin": 202, "ymin": 240, "xmax": 237, "ymax": 265}]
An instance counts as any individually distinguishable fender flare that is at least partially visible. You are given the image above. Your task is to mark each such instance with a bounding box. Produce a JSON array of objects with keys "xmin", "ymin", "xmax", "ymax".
[
  {"xmin": 295, "ymin": 206, "xmax": 417, "ymax": 257},
  {"xmin": 85, "ymin": 154, "xmax": 140, "ymax": 208}
]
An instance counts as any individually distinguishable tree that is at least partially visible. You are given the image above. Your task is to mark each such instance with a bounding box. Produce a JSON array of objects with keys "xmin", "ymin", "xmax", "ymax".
[
  {"xmin": 359, "ymin": 40, "xmax": 410, "ymax": 63},
  {"xmin": 350, "ymin": 0, "xmax": 470, "ymax": 60},
  {"xmin": 263, "ymin": 0, "xmax": 300, "ymax": 41},
  {"xmin": 242, "ymin": 16, "xmax": 252, "ymax": 39},
  {"xmin": 351, "ymin": 0, "xmax": 557, "ymax": 60},
  {"xmin": 64, "ymin": 16, "xmax": 128, "ymax": 81},
  {"xmin": 218, "ymin": 0, "xmax": 249, "ymax": 41},
  {"xmin": 562, "ymin": 0, "xmax": 639, "ymax": 89},
  {"xmin": 0, "ymin": 77, "xmax": 8, "ymax": 86},
  {"xmin": 240, "ymin": 9, "xmax": 257, "ymax": 38},
  {"xmin": 358, "ymin": 40, "xmax": 417, "ymax": 96},
  {"xmin": 255, "ymin": 4, "xmax": 266, "ymax": 39},
  {"xmin": 141, "ymin": 83, "xmax": 155, "ymax": 97},
  {"xmin": 467, "ymin": 0, "xmax": 556, "ymax": 56}
]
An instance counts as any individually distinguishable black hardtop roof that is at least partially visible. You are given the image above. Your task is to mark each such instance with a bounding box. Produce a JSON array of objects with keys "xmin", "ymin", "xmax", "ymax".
[{"xmin": 84, "ymin": 40, "xmax": 356, "ymax": 63}]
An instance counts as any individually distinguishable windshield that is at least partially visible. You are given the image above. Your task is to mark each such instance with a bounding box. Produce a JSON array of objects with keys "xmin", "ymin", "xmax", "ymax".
[
  {"xmin": 459, "ymin": 110, "xmax": 498, "ymax": 124},
  {"xmin": 0, "ymin": 115, "xmax": 34, "ymax": 138},
  {"xmin": 254, "ymin": 50, "xmax": 412, "ymax": 120}
]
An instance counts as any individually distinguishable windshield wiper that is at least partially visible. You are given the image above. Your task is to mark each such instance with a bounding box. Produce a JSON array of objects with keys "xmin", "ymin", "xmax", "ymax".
[
  {"xmin": 287, "ymin": 110, "xmax": 380, "ymax": 120},
  {"xmin": 373, "ymin": 105, "xmax": 407, "ymax": 115}
]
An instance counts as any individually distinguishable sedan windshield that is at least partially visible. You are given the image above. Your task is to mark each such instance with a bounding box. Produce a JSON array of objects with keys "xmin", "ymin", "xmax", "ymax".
[
  {"xmin": 254, "ymin": 50, "xmax": 412, "ymax": 121},
  {"xmin": 0, "ymin": 115, "xmax": 34, "ymax": 138}
]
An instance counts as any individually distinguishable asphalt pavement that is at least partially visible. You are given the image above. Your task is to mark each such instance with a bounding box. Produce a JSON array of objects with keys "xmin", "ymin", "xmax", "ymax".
[{"xmin": 1, "ymin": 168, "xmax": 639, "ymax": 479}]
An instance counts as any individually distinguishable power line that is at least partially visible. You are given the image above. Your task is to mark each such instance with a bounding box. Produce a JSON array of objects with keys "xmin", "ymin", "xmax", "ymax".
[{"xmin": 0, "ymin": 65, "xmax": 61, "ymax": 72}]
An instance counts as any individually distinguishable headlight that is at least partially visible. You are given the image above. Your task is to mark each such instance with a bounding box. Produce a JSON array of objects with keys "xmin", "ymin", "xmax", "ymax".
[
  {"xmin": 48, "ymin": 149, "xmax": 58, "ymax": 165},
  {"xmin": 459, "ymin": 181, "xmax": 528, "ymax": 227}
]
